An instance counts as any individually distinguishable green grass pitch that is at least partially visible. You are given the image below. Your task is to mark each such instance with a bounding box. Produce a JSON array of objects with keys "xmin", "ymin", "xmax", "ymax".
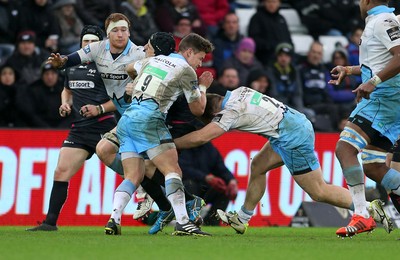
[{"xmin": 0, "ymin": 226, "xmax": 398, "ymax": 259}]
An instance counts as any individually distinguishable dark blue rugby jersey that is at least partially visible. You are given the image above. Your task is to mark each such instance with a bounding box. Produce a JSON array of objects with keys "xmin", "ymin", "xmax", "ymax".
[{"xmin": 65, "ymin": 62, "xmax": 115, "ymax": 126}]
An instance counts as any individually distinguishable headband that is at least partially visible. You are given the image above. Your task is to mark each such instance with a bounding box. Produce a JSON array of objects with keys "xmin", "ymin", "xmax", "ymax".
[
  {"xmin": 106, "ymin": 20, "xmax": 129, "ymax": 35},
  {"xmin": 82, "ymin": 34, "xmax": 100, "ymax": 41}
]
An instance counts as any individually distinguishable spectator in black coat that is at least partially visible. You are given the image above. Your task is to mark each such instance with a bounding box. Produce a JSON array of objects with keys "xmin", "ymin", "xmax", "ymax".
[
  {"xmin": 248, "ymin": 0, "xmax": 292, "ymax": 66},
  {"xmin": 17, "ymin": 63, "xmax": 72, "ymax": 128},
  {"xmin": 17, "ymin": 0, "xmax": 61, "ymax": 52},
  {"xmin": 5, "ymin": 31, "xmax": 50, "ymax": 86},
  {"xmin": 0, "ymin": 65, "xmax": 25, "ymax": 127}
]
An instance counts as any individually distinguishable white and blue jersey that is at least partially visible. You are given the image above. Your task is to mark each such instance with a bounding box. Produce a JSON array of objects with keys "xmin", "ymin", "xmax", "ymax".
[
  {"xmin": 77, "ymin": 39, "xmax": 145, "ymax": 115},
  {"xmin": 213, "ymin": 87, "xmax": 319, "ymax": 175},
  {"xmin": 351, "ymin": 5, "xmax": 400, "ymax": 144},
  {"xmin": 117, "ymin": 53, "xmax": 202, "ymax": 158}
]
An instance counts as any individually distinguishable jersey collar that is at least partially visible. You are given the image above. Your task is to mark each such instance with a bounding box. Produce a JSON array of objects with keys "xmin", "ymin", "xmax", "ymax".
[
  {"xmin": 222, "ymin": 91, "xmax": 231, "ymax": 110},
  {"xmin": 169, "ymin": 53, "xmax": 186, "ymax": 61},
  {"xmin": 105, "ymin": 39, "xmax": 133, "ymax": 56},
  {"xmin": 367, "ymin": 5, "xmax": 395, "ymax": 16}
]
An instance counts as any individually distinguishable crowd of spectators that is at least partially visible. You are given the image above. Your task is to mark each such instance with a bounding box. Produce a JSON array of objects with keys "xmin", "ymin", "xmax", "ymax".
[{"xmin": 2, "ymin": 0, "xmax": 398, "ymax": 131}]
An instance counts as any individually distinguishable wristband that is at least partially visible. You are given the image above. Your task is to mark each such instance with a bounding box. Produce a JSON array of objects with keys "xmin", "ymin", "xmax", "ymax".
[
  {"xmin": 96, "ymin": 105, "xmax": 101, "ymax": 115},
  {"xmin": 100, "ymin": 104, "xmax": 105, "ymax": 114},
  {"xmin": 369, "ymin": 75, "xmax": 382, "ymax": 86},
  {"xmin": 344, "ymin": 66, "xmax": 352, "ymax": 75},
  {"xmin": 199, "ymin": 85, "xmax": 207, "ymax": 93},
  {"xmin": 96, "ymin": 105, "xmax": 105, "ymax": 115}
]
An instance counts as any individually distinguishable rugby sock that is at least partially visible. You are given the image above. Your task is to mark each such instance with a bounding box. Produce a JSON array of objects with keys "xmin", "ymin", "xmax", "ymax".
[
  {"xmin": 45, "ymin": 181, "xmax": 69, "ymax": 226},
  {"xmin": 108, "ymin": 153, "xmax": 124, "ymax": 176},
  {"xmin": 165, "ymin": 173, "xmax": 189, "ymax": 224},
  {"xmin": 343, "ymin": 165, "xmax": 369, "ymax": 218},
  {"xmin": 141, "ymin": 176, "xmax": 171, "ymax": 211},
  {"xmin": 389, "ymin": 193, "xmax": 400, "ymax": 214},
  {"xmin": 237, "ymin": 206, "xmax": 254, "ymax": 224},
  {"xmin": 381, "ymin": 168, "xmax": 400, "ymax": 195},
  {"xmin": 111, "ymin": 179, "xmax": 137, "ymax": 224},
  {"xmin": 151, "ymin": 169, "xmax": 194, "ymax": 201}
]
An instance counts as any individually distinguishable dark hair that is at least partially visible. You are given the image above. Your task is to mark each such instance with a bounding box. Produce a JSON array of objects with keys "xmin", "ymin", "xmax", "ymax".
[
  {"xmin": 149, "ymin": 32, "xmax": 175, "ymax": 56},
  {"xmin": 200, "ymin": 93, "xmax": 223, "ymax": 123},
  {"xmin": 178, "ymin": 33, "xmax": 214, "ymax": 54},
  {"xmin": 80, "ymin": 25, "xmax": 104, "ymax": 47}
]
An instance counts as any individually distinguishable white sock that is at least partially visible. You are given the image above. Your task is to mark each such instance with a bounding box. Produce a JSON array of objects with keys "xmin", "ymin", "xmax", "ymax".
[
  {"xmin": 349, "ymin": 184, "xmax": 369, "ymax": 218},
  {"xmin": 111, "ymin": 191, "xmax": 131, "ymax": 224},
  {"xmin": 167, "ymin": 189, "xmax": 189, "ymax": 224},
  {"xmin": 238, "ymin": 209, "xmax": 252, "ymax": 224}
]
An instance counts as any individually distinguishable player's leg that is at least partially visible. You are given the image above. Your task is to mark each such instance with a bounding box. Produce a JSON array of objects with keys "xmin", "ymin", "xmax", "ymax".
[
  {"xmin": 96, "ymin": 127, "xmax": 124, "ymax": 175},
  {"xmin": 105, "ymin": 154, "xmax": 144, "ymax": 235},
  {"xmin": 151, "ymin": 147, "xmax": 210, "ymax": 236},
  {"xmin": 335, "ymin": 123, "xmax": 370, "ymax": 218},
  {"xmin": 217, "ymin": 141, "xmax": 283, "ymax": 234},
  {"xmin": 293, "ymin": 168, "xmax": 352, "ymax": 208},
  {"xmin": 26, "ymin": 147, "xmax": 88, "ymax": 231}
]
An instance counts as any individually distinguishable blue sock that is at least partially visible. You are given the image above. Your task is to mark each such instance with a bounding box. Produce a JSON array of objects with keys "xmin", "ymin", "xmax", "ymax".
[
  {"xmin": 116, "ymin": 179, "xmax": 136, "ymax": 194},
  {"xmin": 343, "ymin": 165, "xmax": 364, "ymax": 186},
  {"xmin": 381, "ymin": 168, "xmax": 400, "ymax": 195},
  {"xmin": 108, "ymin": 153, "xmax": 124, "ymax": 176}
]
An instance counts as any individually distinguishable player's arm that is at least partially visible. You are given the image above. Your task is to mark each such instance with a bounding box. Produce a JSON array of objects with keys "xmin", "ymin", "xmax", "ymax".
[
  {"xmin": 376, "ymin": 45, "xmax": 400, "ymax": 82},
  {"xmin": 59, "ymin": 87, "xmax": 73, "ymax": 117},
  {"xmin": 126, "ymin": 61, "xmax": 138, "ymax": 79},
  {"xmin": 100, "ymin": 100, "xmax": 117, "ymax": 113},
  {"xmin": 187, "ymin": 71, "xmax": 214, "ymax": 116},
  {"xmin": 328, "ymin": 65, "xmax": 361, "ymax": 85},
  {"xmin": 174, "ymin": 122, "xmax": 225, "ymax": 150},
  {"xmin": 47, "ymin": 52, "xmax": 82, "ymax": 69},
  {"xmin": 79, "ymin": 99, "xmax": 117, "ymax": 118}
]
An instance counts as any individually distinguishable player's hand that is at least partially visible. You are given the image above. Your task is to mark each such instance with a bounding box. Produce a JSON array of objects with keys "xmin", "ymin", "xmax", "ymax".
[
  {"xmin": 205, "ymin": 174, "xmax": 227, "ymax": 193},
  {"xmin": 79, "ymin": 104, "xmax": 99, "ymax": 118},
  {"xmin": 47, "ymin": 53, "xmax": 67, "ymax": 68},
  {"xmin": 198, "ymin": 71, "xmax": 214, "ymax": 88},
  {"xmin": 328, "ymin": 65, "xmax": 346, "ymax": 85},
  {"xmin": 59, "ymin": 103, "xmax": 71, "ymax": 117},
  {"xmin": 352, "ymin": 81, "xmax": 376, "ymax": 103},
  {"xmin": 125, "ymin": 82, "xmax": 134, "ymax": 96},
  {"xmin": 225, "ymin": 180, "xmax": 238, "ymax": 200}
]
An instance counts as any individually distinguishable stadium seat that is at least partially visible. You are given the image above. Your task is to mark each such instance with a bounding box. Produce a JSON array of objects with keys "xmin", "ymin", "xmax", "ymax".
[
  {"xmin": 319, "ymin": 35, "xmax": 349, "ymax": 63},
  {"xmin": 291, "ymin": 34, "xmax": 314, "ymax": 56},
  {"xmin": 236, "ymin": 8, "xmax": 256, "ymax": 36},
  {"xmin": 279, "ymin": 8, "xmax": 308, "ymax": 35}
]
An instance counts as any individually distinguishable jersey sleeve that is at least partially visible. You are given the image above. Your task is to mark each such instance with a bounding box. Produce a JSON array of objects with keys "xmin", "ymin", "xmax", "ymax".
[
  {"xmin": 211, "ymin": 109, "xmax": 238, "ymax": 132},
  {"xmin": 376, "ymin": 16, "xmax": 400, "ymax": 50},
  {"xmin": 180, "ymin": 66, "xmax": 201, "ymax": 104},
  {"xmin": 133, "ymin": 58, "xmax": 149, "ymax": 73},
  {"xmin": 76, "ymin": 41, "xmax": 100, "ymax": 63}
]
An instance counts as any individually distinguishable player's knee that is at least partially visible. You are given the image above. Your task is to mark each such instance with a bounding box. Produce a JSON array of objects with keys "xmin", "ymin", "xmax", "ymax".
[{"xmin": 54, "ymin": 165, "xmax": 71, "ymax": 181}]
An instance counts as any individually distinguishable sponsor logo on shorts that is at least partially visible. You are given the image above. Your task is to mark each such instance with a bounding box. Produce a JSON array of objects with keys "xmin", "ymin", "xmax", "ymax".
[
  {"xmin": 387, "ymin": 26, "xmax": 400, "ymax": 41},
  {"xmin": 63, "ymin": 140, "xmax": 74, "ymax": 144}
]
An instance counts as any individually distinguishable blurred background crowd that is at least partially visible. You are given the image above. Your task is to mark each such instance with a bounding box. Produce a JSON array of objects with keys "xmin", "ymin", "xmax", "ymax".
[{"xmin": 1, "ymin": 0, "xmax": 399, "ymax": 131}]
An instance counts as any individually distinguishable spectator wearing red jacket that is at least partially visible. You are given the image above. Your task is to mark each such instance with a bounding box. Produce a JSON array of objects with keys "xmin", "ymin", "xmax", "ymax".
[{"xmin": 191, "ymin": 0, "xmax": 229, "ymax": 38}]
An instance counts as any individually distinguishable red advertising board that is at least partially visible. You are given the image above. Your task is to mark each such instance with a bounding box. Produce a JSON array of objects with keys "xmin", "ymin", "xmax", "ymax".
[{"xmin": 0, "ymin": 129, "xmax": 373, "ymax": 226}]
